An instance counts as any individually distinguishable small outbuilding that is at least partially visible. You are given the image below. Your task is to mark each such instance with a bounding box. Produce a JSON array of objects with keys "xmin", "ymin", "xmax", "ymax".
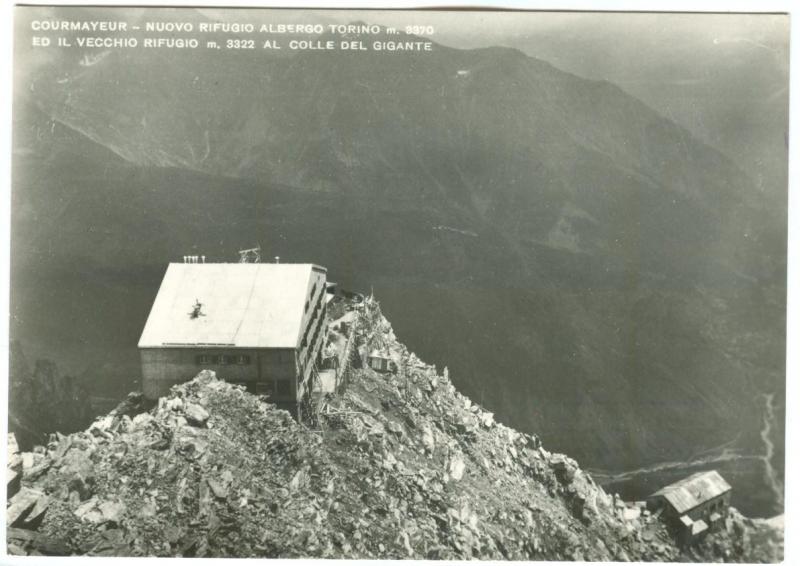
[
  {"xmin": 367, "ymin": 350, "xmax": 397, "ymax": 373},
  {"xmin": 647, "ymin": 470, "xmax": 732, "ymax": 545}
]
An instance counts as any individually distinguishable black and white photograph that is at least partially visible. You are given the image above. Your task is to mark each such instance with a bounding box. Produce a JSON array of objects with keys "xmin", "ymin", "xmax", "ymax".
[{"xmin": 4, "ymin": 2, "xmax": 792, "ymax": 562}]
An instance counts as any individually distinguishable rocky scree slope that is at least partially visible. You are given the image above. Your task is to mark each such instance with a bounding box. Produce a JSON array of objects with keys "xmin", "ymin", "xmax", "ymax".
[{"xmin": 6, "ymin": 308, "xmax": 783, "ymax": 560}]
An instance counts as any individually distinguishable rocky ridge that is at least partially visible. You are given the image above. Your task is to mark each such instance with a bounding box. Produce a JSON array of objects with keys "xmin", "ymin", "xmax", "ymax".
[{"xmin": 5, "ymin": 300, "xmax": 784, "ymax": 560}]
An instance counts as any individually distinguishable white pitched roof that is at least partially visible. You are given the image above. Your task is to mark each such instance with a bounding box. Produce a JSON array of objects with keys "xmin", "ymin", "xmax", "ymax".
[
  {"xmin": 138, "ymin": 263, "xmax": 324, "ymax": 349},
  {"xmin": 649, "ymin": 470, "xmax": 732, "ymax": 514}
]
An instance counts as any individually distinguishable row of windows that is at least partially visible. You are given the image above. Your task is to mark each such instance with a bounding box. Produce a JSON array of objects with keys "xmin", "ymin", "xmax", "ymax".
[
  {"xmin": 196, "ymin": 354, "xmax": 251, "ymax": 365},
  {"xmin": 308, "ymin": 306, "xmax": 325, "ymax": 356},
  {"xmin": 195, "ymin": 351, "xmax": 296, "ymax": 366},
  {"xmin": 305, "ymin": 283, "xmax": 319, "ymax": 313},
  {"xmin": 300, "ymin": 288, "xmax": 325, "ymax": 349},
  {"xmin": 302, "ymin": 303, "xmax": 326, "ymax": 369}
]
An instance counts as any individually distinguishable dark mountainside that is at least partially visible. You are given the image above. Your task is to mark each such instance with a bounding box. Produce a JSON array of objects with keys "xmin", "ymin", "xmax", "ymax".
[
  {"xmin": 6, "ymin": 300, "xmax": 784, "ymax": 560},
  {"xmin": 8, "ymin": 342, "xmax": 95, "ymax": 450},
  {"xmin": 11, "ymin": 9, "xmax": 786, "ymax": 517},
  {"xmin": 454, "ymin": 13, "xmax": 790, "ymax": 220}
]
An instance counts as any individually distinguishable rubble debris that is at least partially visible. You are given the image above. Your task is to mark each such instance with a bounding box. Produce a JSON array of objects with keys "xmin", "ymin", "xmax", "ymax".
[
  {"xmin": 4, "ymin": 297, "xmax": 781, "ymax": 561},
  {"xmin": 7, "ymin": 527, "xmax": 71, "ymax": 556}
]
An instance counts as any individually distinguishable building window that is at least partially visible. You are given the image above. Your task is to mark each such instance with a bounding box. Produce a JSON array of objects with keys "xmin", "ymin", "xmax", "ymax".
[
  {"xmin": 196, "ymin": 354, "xmax": 211, "ymax": 364},
  {"xmin": 236, "ymin": 355, "xmax": 250, "ymax": 365},
  {"xmin": 276, "ymin": 379, "xmax": 291, "ymax": 396}
]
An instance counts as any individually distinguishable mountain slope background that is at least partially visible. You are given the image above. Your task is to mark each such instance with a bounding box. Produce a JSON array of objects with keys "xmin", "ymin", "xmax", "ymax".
[
  {"xmin": 11, "ymin": 7, "xmax": 787, "ymax": 518},
  {"xmin": 348, "ymin": 11, "xmax": 789, "ymax": 217}
]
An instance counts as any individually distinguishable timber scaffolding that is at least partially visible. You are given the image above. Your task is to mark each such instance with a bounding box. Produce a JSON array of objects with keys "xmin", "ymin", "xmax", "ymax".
[
  {"xmin": 335, "ymin": 314, "xmax": 359, "ymax": 393},
  {"xmin": 301, "ymin": 300, "xmax": 362, "ymax": 425}
]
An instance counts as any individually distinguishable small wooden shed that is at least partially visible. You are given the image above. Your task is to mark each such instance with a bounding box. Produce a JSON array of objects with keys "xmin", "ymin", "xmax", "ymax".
[
  {"xmin": 647, "ymin": 470, "xmax": 732, "ymax": 545},
  {"xmin": 367, "ymin": 350, "xmax": 397, "ymax": 373}
]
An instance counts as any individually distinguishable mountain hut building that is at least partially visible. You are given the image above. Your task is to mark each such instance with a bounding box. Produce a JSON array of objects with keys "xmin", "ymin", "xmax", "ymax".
[{"xmin": 138, "ymin": 262, "xmax": 328, "ymax": 413}]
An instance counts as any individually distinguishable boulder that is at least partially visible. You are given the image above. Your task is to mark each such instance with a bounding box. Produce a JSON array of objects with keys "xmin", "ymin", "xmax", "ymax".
[
  {"xmin": 110, "ymin": 391, "xmax": 146, "ymax": 418},
  {"xmin": 549, "ymin": 455, "xmax": 577, "ymax": 484},
  {"xmin": 22, "ymin": 452, "xmax": 43, "ymax": 470},
  {"xmin": 7, "ymin": 487, "xmax": 50, "ymax": 528},
  {"xmin": 98, "ymin": 500, "xmax": 127, "ymax": 525},
  {"xmin": 60, "ymin": 446, "xmax": 94, "ymax": 479},
  {"xmin": 50, "ymin": 435, "xmax": 73, "ymax": 461},
  {"xmin": 75, "ymin": 497, "xmax": 103, "ymax": 523},
  {"xmin": 207, "ymin": 477, "xmax": 229, "ymax": 500},
  {"xmin": 448, "ymin": 454, "xmax": 466, "ymax": 481},
  {"xmin": 184, "ymin": 403, "xmax": 210, "ymax": 427},
  {"xmin": 7, "ymin": 467, "xmax": 21, "ymax": 499},
  {"xmin": 386, "ymin": 420, "xmax": 405, "ymax": 438},
  {"xmin": 421, "ymin": 425, "xmax": 435, "ymax": 454},
  {"xmin": 76, "ymin": 497, "xmax": 126, "ymax": 525},
  {"xmin": 362, "ymin": 415, "xmax": 386, "ymax": 436},
  {"xmin": 90, "ymin": 414, "xmax": 116, "ymax": 436},
  {"xmin": 571, "ymin": 493, "xmax": 587, "ymax": 522},
  {"xmin": 176, "ymin": 435, "xmax": 208, "ymax": 460},
  {"xmin": 67, "ymin": 472, "xmax": 95, "ymax": 501},
  {"xmin": 289, "ymin": 469, "xmax": 307, "ymax": 492},
  {"xmin": 383, "ymin": 452, "xmax": 398, "ymax": 470},
  {"xmin": 131, "ymin": 413, "xmax": 154, "ymax": 431},
  {"xmin": 85, "ymin": 528, "xmax": 131, "ymax": 556},
  {"xmin": 8, "ymin": 433, "xmax": 20, "ymax": 463},
  {"xmin": 7, "ymin": 528, "xmax": 71, "ymax": 556}
]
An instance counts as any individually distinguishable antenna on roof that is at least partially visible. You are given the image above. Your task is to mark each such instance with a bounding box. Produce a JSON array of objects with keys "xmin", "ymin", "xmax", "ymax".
[{"xmin": 238, "ymin": 245, "xmax": 261, "ymax": 263}]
